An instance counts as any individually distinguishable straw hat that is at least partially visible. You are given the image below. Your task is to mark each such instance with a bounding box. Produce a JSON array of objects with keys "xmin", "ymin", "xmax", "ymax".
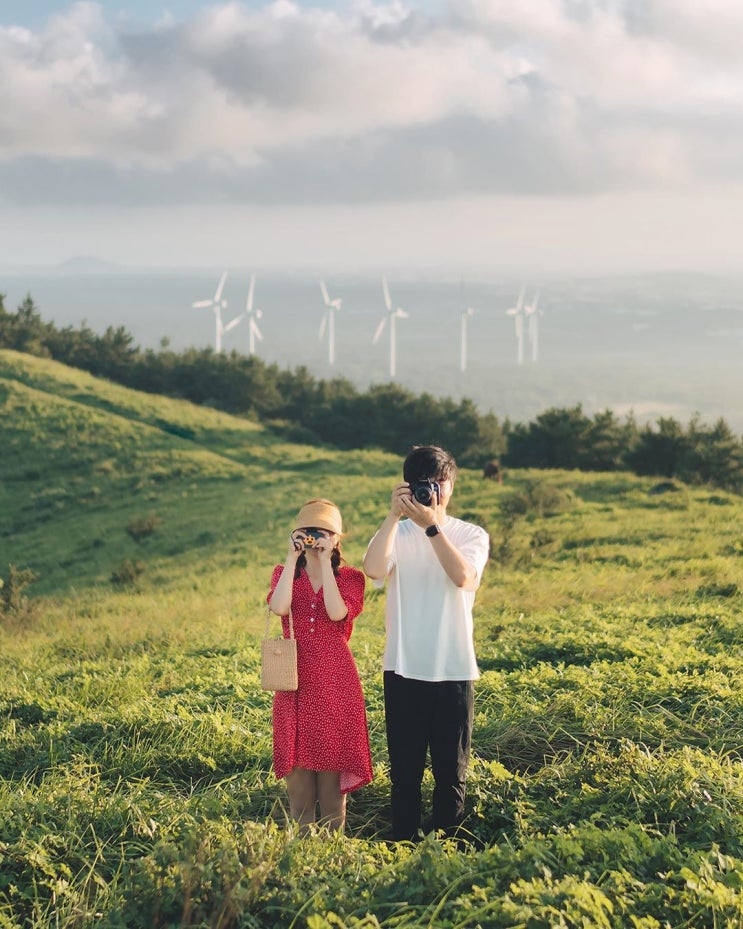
[{"xmin": 293, "ymin": 499, "xmax": 343, "ymax": 535}]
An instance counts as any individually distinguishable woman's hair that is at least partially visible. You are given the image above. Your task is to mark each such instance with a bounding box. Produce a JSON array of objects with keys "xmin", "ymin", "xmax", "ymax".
[{"xmin": 294, "ymin": 544, "xmax": 343, "ymax": 578}]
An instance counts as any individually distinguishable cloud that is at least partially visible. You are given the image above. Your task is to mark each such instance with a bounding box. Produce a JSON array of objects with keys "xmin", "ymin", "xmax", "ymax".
[{"xmin": 1, "ymin": 0, "xmax": 742, "ymax": 207}]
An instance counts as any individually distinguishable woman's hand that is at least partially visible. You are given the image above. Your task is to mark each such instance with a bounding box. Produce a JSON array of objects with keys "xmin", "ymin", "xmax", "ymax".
[
  {"xmin": 315, "ymin": 534, "xmax": 335, "ymax": 564},
  {"xmin": 286, "ymin": 531, "xmax": 304, "ymax": 561}
]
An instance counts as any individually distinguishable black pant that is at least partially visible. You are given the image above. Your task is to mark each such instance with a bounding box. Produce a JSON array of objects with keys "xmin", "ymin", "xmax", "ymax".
[{"xmin": 384, "ymin": 671, "xmax": 474, "ymax": 841}]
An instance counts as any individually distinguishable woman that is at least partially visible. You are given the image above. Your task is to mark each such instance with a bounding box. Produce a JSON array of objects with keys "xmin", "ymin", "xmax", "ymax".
[{"xmin": 267, "ymin": 498, "xmax": 372, "ymax": 832}]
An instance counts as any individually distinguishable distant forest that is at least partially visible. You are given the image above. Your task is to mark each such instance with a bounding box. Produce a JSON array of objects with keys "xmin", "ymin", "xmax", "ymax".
[{"xmin": 2, "ymin": 293, "xmax": 742, "ymax": 492}]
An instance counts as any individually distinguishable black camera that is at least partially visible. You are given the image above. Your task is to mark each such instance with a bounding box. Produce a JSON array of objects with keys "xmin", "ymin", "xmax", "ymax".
[{"xmin": 409, "ymin": 479, "xmax": 441, "ymax": 507}]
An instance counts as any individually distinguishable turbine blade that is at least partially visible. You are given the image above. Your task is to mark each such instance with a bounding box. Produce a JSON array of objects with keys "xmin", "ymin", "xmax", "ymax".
[
  {"xmin": 382, "ymin": 275, "xmax": 391, "ymax": 310},
  {"xmin": 192, "ymin": 300, "xmax": 213, "ymax": 309},
  {"xmin": 247, "ymin": 273, "xmax": 256, "ymax": 312},
  {"xmin": 223, "ymin": 315, "xmax": 243, "ymax": 332},
  {"xmin": 372, "ymin": 317, "xmax": 387, "ymax": 344},
  {"xmin": 320, "ymin": 279, "xmax": 330, "ymax": 305},
  {"xmin": 251, "ymin": 319, "xmax": 263, "ymax": 342},
  {"xmin": 215, "ymin": 270, "xmax": 228, "ymax": 302}
]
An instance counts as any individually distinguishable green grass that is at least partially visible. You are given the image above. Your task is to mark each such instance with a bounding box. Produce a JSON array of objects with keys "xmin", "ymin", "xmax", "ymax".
[{"xmin": 2, "ymin": 348, "xmax": 743, "ymax": 927}]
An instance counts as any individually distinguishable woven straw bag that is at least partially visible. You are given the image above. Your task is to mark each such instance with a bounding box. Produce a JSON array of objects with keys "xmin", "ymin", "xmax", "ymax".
[{"xmin": 261, "ymin": 606, "xmax": 298, "ymax": 691}]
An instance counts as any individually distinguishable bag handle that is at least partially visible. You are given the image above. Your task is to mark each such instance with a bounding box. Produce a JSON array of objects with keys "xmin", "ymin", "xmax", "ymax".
[{"xmin": 265, "ymin": 604, "xmax": 295, "ymax": 640}]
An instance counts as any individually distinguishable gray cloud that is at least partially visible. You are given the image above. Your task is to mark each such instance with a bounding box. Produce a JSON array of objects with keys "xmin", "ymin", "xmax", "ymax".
[
  {"xmin": 1, "ymin": 0, "xmax": 742, "ymax": 208},
  {"xmin": 0, "ymin": 105, "xmax": 684, "ymax": 208}
]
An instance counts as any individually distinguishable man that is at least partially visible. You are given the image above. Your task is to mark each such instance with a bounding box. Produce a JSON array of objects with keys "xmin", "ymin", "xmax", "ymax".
[{"xmin": 363, "ymin": 445, "xmax": 490, "ymax": 841}]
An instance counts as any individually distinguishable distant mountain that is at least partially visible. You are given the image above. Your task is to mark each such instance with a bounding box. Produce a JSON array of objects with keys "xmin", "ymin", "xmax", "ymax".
[{"xmin": 55, "ymin": 256, "xmax": 122, "ymax": 274}]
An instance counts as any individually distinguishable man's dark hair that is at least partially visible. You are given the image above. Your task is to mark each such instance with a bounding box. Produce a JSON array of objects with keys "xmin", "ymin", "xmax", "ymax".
[{"xmin": 403, "ymin": 445, "xmax": 458, "ymax": 485}]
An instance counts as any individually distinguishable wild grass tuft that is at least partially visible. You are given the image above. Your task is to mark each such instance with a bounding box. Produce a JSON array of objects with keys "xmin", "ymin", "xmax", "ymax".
[{"xmin": 2, "ymin": 351, "xmax": 743, "ymax": 926}]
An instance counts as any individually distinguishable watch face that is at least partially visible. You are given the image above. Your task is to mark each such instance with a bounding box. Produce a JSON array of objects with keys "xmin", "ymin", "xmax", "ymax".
[{"xmin": 425, "ymin": 524, "xmax": 440, "ymax": 537}]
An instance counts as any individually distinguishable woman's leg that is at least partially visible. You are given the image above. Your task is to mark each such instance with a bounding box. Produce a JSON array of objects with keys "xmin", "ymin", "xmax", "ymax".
[
  {"xmin": 286, "ymin": 767, "xmax": 318, "ymax": 832},
  {"xmin": 317, "ymin": 771, "xmax": 346, "ymax": 831}
]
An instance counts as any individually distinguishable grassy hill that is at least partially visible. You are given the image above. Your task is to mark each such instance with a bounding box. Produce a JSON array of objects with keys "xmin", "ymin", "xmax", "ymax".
[
  {"xmin": 0, "ymin": 349, "xmax": 399, "ymax": 597},
  {"xmin": 2, "ymin": 348, "xmax": 743, "ymax": 927}
]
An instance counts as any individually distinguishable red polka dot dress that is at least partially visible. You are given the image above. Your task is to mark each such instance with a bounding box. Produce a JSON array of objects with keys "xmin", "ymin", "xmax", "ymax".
[{"xmin": 268, "ymin": 564, "xmax": 373, "ymax": 794}]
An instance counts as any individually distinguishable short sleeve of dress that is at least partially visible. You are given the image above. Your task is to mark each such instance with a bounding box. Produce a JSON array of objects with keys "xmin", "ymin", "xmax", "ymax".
[
  {"xmin": 338, "ymin": 567, "xmax": 365, "ymax": 622},
  {"xmin": 267, "ymin": 564, "xmax": 284, "ymax": 604}
]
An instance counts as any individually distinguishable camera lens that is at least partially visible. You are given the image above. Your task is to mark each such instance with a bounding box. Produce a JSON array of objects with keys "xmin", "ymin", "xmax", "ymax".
[
  {"xmin": 413, "ymin": 484, "xmax": 432, "ymax": 505},
  {"xmin": 410, "ymin": 481, "xmax": 438, "ymax": 506}
]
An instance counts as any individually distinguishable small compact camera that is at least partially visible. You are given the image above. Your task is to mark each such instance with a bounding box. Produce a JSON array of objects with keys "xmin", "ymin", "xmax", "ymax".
[
  {"xmin": 297, "ymin": 527, "xmax": 328, "ymax": 549},
  {"xmin": 409, "ymin": 479, "xmax": 441, "ymax": 507}
]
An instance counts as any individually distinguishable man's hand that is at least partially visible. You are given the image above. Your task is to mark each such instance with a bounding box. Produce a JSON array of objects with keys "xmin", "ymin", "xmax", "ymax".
[
  {"xmin": 390, "ymin": 483, "xmax": 411, "ymax": 519},
  {"xmin": 394, "ymin": 483, "xmax": 443, "ymax": 529}
]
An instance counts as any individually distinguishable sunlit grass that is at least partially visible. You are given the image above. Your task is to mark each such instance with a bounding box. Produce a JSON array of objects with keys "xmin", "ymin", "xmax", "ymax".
[{"xmin": 2, "ymin": 350, "xmax": 743, "ymax": 926}]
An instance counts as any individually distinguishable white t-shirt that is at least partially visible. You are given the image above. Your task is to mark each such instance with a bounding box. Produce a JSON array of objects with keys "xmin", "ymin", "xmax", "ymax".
[{"xmin": 372, "ymin": 516, "xmax": 490, "ymax": 682}]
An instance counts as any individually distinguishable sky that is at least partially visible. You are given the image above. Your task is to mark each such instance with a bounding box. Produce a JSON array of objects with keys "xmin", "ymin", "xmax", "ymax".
[{"xmin": 2, "ymin": 0, "xmax": 743, "ymax": 273}]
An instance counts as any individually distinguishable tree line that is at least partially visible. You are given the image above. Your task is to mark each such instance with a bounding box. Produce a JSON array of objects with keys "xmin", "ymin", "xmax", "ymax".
[{"xmin": 1, "ymin": 293, "xmax": 741, "ymax": 492}]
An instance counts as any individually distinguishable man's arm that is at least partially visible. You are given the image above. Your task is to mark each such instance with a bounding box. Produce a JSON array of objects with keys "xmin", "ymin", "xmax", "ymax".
[
  {"xmin": 427, "ymin": 532, "xmax": 479, "ymax": 590},
  {"xmin": 362, "ymin": 513, "xmax": 398, "ymax": 580},
  {"xmin": 399, "ymin": 494, "xmax": 480, "ymax": 591},
  {"xmin": 363, "ymin": 484, "xmax": 408, "ymax": 579}
]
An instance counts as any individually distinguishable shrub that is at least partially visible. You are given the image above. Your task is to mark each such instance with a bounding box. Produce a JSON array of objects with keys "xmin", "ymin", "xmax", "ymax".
[
  {"xmin": 110, "ymin": 559, "xmax": 145, "ymax": 586},
  {"xmin": 0, "ymin": 564, "xmax": 38, "ymax": 619},
  {"xmin": 493, "ymin": 511, "xmax": 522, "ymax": 566},
  {"xmin": 126, "ymin": 513, "xmax": 162, "ymax": 542},
  {"xmin": 503, "ymin": 481, "xmax": 572, "ymax": 520}
]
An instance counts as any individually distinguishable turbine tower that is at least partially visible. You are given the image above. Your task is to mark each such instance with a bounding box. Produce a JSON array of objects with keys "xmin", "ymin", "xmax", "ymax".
[
  {"xmin": 524, "ymin": 291, "xmax": 541, "ymax": 363},
  {"xmin": 244, "ymin": 273, "xmax": 263, "ymax": 356},
  {"xmin": 459, "ymin": 306, "xmax": 475, "ymax": 373},
  {"xmin": 506, "ymin": 286, "xmax": 526, "ymax": 365},
  {"xmin": 319, "ymin": 279, "xmax": 342, "ymax": 365},
  {"xmin": 192, "ymin": 271, "xmax": 229, "ymax": 353},
  {"xmin": 373, "ymin": 276, "xmax": 408, "ymax": 379}
]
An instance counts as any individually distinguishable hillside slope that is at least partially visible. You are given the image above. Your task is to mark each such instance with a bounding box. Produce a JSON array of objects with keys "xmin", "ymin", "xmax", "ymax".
[
  {"xmin": 2, "ymin": 348, "xmax": 741, "ymax": 608},
  {"xmin": 3, "ymin": 351, "xmax": 743, "ymax": 926},
  {"xmin": 0, "ymin": 349, "xmax": 395, "ymax": 594}
]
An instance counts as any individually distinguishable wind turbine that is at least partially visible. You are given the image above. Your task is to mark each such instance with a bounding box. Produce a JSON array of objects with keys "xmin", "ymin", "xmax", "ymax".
[
  {"xmin": 220, "ymin": 307, "xmax": 245, "ymax": 345},
  {"xmin": 459, "ymin": 306, "xmax": 475, "ymax": 373},
  {"xmin": 319, "ymin": 279, "xmax": 342, "ymax": 365},
  {"xmin": 373, "ymin": 276, "xmax": 408, "ymax": 379},
  {"xmin": 244, "ymin": 273, "xmax": 263, "ymax": 356},
  {"xmin": 524, "ymin": 291, "xmax": 541, "ymax": 363},
  {"xmin": 506, "ymin": 287, "xmax": 526, "ymax": 365},
  {"xmin": 192, "ymin": 271, "xmax": 229, "ymax": 353}
]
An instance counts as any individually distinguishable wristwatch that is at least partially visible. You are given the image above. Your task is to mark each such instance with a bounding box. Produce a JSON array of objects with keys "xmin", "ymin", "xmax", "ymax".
[{"xmin": 425, "ymin": 523, "xmax": 440, "ymax": 538}]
